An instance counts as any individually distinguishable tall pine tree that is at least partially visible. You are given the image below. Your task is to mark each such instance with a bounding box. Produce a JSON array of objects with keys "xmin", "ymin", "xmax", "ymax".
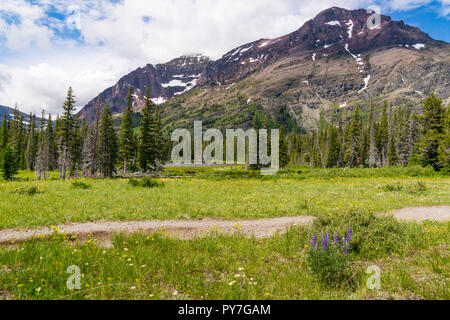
[
  {"xmin": 59, "ymin": 87, "xmax": 77, "ymax": 179},
  {"xmin": 119, "ymin": 85, "xmax": 136, "ymax": 173},
  {"xmin": 138, "ymin": 87, "xmax": 156, "ymax": 172},
  {"xmin": 98, "ymin": 103, "xmax": 118, "ymax": 177}
]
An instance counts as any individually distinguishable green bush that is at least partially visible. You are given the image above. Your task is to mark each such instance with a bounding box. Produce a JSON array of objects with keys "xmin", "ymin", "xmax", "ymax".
[
  {"xmin": 13, "ymin": 186, "xmax": 40, "ymax": 195},
  {"xmin": 307, "ymin": 245, "xmax": 355, "ymax": 288},
  {"xmin": 380, "ymin": 183, "xmax": 403, "ymax": 192},
  {"xmin": 313, "ymin": 208, "xmax": 407, "ymax": 259},
  {"xmin": 408, "ymin": 181, "xmax": 427, "ymax": 194},
  {"xmin": 71, "ymin": 181, "xmax": 91, "ymax": 189},
  {"xmin": 129, "ymin": 177, "xmax": 164, "ymax": 188}
]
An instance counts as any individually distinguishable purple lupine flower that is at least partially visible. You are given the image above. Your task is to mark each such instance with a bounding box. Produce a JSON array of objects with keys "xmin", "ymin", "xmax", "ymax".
[
  {"xmin": 321, "ymin": 232, "xmax": 328, "ymax": 251},
  {"xmin": 333, "ymin": 231, "xmax": 340, "ymax": 245},
  {"xmin": 343, "ymin": 242, "xmax": 349, "ymax": 255},
  {"xmin": 346, "ymin": 223, "xmax": 352, "ymax": 243},
  {"xmin": 326, "ymin": 228, "xmax": 330, "ymax": 244},
  {"xmin": 311, "ymin": 232, "xmax": 318, "ymax": 250}
]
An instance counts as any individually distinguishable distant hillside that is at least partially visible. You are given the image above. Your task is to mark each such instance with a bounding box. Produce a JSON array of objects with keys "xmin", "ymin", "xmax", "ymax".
[{"xmin": 0, "ymin": 105, "xmax": 44, "ymax": 125}]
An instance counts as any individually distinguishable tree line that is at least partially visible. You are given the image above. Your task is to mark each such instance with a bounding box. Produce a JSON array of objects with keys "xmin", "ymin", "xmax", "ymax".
[
  {"xmin": 287, "ymin": 93, "xmax": 449, "ymax": 172},
  {"xmin": 0, "ymin": 85, "xmax": 165, "ymax": 180}
]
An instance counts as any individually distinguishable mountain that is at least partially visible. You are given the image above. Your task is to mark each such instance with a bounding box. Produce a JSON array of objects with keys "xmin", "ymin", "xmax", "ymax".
[
  {"xmin": 78, "ymin": 54, "xmax": 211, "ymax": 122},
  {"xmin": 79, "ymin": 7, "xmax": 450, "ymax": 131},
  {"xmin": 0, "ymin": 105, "xmax": 44, "ymax": 125}
]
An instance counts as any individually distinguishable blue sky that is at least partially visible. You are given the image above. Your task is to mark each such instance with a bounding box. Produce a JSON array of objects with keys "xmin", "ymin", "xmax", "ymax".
[
  {"xmin": 0, "ymin": 0, "xmax": 449, "ymax": 114},
  {"xmin": 388, "ymin": 5, "xmax": 450, "ymax": 42}
]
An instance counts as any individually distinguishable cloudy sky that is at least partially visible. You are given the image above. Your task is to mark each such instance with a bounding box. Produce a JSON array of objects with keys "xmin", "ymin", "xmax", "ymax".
[{"xmin": 0, "ymin": 0, "xmax": 449, "ymax": 115}]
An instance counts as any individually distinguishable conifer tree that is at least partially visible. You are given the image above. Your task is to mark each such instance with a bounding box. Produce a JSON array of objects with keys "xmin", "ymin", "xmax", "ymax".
[
  {"xmin": 98, "ymin": 103, "xmax": 118, "ymax": 177},
  {"xmin": 11, "ymin": 109, "xmax": 25, "ymax": 170},
  {"xmin": 153, "ymin": 103, "xmax": 164, "ymax": 168},
  {"xmin": 415, "ymin": 93, "xmax": 445, "ymax": 170},
  {"xmin": 119, "ymin": 86, "xmax": 136, "ymax": 173},
  {"xmin": 138, "ymin": 87, "xmax": 156, "ymax": 172},
  {"xmin": 345, "ymin": 106, "xmax": 362, "ymax": 167},
  {"xmin": 438, "ymin": 105, "xmax": 450, "ymax": 171},
  {"xmin": 377, "ymin": 101, "xmax": 389, "ymax": 166},
  {"xmin": 59, "ymin": 87, "xmax": 77, "ymax": 179},
  {"xmin": 0, "ymin": 114, "xmax": 8, "ymax": 153},
  {"xmin": 279, "ymin": 125, "xmax": 289, "ymax": 168},
  {"xmin": 69, "ymin": 116, "xmax": 83, "ymax": 177},
  {"xmin": 368, "ymin": 103, "xmax": 378, "ymax": 168},
  {"xmin": 25, "ymin": 114, "xmax": 38, "ymax": 170},
  {"xmin": 326, "ymin": 121, "xmax": 339, "ymax": 168},
  {"xmin": 396, "ymin": 106, "xmax": 411, "ymax": 165},
  {"xmin": 36, "ymin": 110, "xmax": 49, "ymax": 180},
  {"xmin": 82, "ymin": 97, "xmax": 102, "ymax": 177},
  {"xmin": 0, "ymin": 144, "xmax": 18, "ymax": 180},
  {"xmin": 388, "ymin": 135, "xmax": 398, "ymax": 165}
]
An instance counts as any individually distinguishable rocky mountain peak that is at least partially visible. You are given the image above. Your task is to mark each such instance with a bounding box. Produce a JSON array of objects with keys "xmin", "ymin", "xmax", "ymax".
[{"xmin": 78, "ymin": 7, "xmax": 448, "ymax": 123}]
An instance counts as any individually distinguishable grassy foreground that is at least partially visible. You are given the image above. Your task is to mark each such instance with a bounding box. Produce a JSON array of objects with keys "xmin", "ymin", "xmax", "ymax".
[
  {"xmin": 0, "ymin": 166, "xmax": 448, "ymax": 300},
  {"xmin": 0, "ymin": 167, "xmax": 449, "ymax": 229},
  {"xmin": 0, "ymin": 217, "xmax": 448, "ymax": 300}
]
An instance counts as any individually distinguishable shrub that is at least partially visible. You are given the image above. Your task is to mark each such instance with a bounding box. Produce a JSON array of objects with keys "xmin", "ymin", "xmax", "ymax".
[
  {"xmin": 71, "ymin": 181, "xmax": 91, "ymax": 189},
  {"xmin": 129, "ymin": 177, "xmax": 164, "ymax": 188},
  {"xmin": 408, "ymin": 181, "xmax": 427, "ymax": 194},
  {"xmin": 306, "ymin": 227, "xmax": 356, "ymax": 287},
  {"xmin": 313, "ymin": 208, "xmax": 407, "ymax": 259},
  {"xmin": 13, "ymin": 186, "xmax": 40, "ymax": 195},
  {"xmin": 380, "ymin": 183, "xmax": 403, "ymax": 192}
]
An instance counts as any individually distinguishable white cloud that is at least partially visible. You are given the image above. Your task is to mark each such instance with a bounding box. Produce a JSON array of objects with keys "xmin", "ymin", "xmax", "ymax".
[{"xmin": 0, "ymin": 0, "xmax": 447, "ymax": 114}]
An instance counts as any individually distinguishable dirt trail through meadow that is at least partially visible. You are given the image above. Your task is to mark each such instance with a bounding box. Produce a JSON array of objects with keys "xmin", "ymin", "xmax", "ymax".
[
  {"xmin": 0, "ymin": 216, "xmax": 314, "ymax": 245},
  {"xmin": 0, "ymin": 206, "xmax": 448, "ymax": 246}
]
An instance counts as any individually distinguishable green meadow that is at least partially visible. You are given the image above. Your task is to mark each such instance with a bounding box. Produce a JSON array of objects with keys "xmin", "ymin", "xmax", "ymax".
[{"xmin": 0, "ymin": 166, "xmax": 449, "ymax": 300}]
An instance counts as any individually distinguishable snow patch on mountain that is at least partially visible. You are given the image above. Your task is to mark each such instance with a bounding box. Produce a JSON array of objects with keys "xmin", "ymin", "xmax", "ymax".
[
  {"xmin": 151, "ymin": 97, "xmax": 167, "ymax": 105},
  {"xmin": 325, "ymin": 20, "xmax": 341, "ymax": 26},
  {"xmin": 259, "ymin": 41, "xmax": 271, "ymax": 48},
  {"xmin": 346, "ymin": 20, "xmax": 354, "ymax": 38},
  {"xmin": 358, "ymin": 75, "xmax": 371, "ymax": 94},
  {"xmin": 162, "ymin": 79, "xmax": 188, "ymax": 88}
]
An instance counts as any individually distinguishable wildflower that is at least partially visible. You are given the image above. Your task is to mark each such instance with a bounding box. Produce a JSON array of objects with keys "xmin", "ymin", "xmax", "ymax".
[
  {"xmin": 321, "ymin": 232, "xmax": 328, "ymax": 251},
  {"xmin": 346, "ymin": 223, "xmax": 352, "ymax": 243},
  {"xmin": 36, "ymin": 287, "xmax": 41, "ymax": 292},
  {"xmin": 343, "ymin": 242, "xmax": 349, "ymax": 255},
  {"xmin": 311, "ymin": 232, "xmax": 318, "ymax": 250},
  {"xmin": 333, "ymin": 231, "xmax": 340, "ymax": 245},
  {"xmin": 326, "ymin": 228, "xmax": 330, "ymax": 244}
]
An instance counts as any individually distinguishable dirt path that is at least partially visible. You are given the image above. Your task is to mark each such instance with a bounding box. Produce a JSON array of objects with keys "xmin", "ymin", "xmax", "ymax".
[
  {"xmin": 0, "ymin": 216, "xmax": 314, "ymax": 245},
  {"xmin": 389, "ymin": 206, "xmax": 450, "ymax": 222},
  {"xmin": 0, "ymin": 206, "xmax": 448, "ymax": 246}
]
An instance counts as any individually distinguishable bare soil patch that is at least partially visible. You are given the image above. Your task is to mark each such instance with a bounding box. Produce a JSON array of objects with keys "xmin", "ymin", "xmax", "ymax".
[
  {"xmin": 0, "ymin": 216, "xmax": 314, "ymax": 246},
  {"xmin": 388, "ymin": 206, "xmax": 450, "ymax": 222}
]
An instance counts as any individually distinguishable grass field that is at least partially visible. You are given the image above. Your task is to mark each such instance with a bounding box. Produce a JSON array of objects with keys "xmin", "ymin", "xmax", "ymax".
[
  {"xmin": 0, "ymin": 166, "xmax": 449, "ymax": 229},
  {"xmin": 0, "ymin": 166, "xmax": 449, "ymax": 300}
]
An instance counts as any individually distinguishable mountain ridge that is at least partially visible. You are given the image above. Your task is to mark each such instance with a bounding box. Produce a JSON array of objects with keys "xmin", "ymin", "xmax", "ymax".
[{"xmin": 78, "ymin": 7, "xmax": 450, "ymax": 129}]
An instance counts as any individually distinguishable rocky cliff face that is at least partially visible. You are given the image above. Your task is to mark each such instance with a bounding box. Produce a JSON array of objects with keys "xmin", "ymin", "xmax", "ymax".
[
  {"xmin": 79, "ymin": 7, "xmax": 449, "ymax": 128},
  {"xmin": 78, "ymin": 54, "xmax": 210, "ymax": 122}
]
